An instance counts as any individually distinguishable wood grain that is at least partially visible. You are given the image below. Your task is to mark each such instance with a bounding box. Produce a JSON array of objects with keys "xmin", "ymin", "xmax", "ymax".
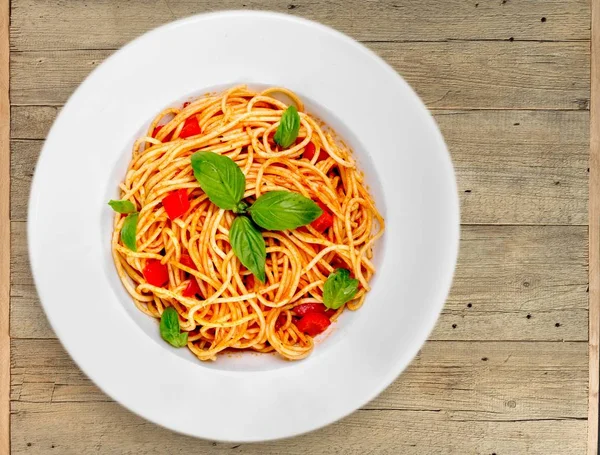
[
  {"xmin": 10, "ymin": 41, "xmax": 590, "ymax": 109},
  {"xmin": 9, "ymin": 0, "xmax": 590, "ymax": 51},
  {"xmin": 9, "ymin": 222, "xmax": 588, "ymax": 341},
  {"xmin": 0, "ymin": 0, "xmax": 9, "ymax": 453},
  {"xmin": 10, "ymin": 339, "xmax": 588, "ymax": 454},
  {"xmin": 9, "ymin": 109, "xmax": 590, "ymax": 225},
  {"xmin": 589, "ymin": 0, "xmax": 600, "ymax": 452}
]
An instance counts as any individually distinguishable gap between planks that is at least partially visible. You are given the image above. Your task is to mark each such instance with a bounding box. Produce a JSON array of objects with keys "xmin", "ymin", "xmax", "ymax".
[{"xmin": 6, "ymin": 38, "xmax": 593, "ymax": 53}]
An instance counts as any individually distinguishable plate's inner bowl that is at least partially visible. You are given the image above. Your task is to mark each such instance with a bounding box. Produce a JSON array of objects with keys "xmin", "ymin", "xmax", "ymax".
[{"xmin": 101, "ymin": 83, "xmax": 387, "ymax": 372}]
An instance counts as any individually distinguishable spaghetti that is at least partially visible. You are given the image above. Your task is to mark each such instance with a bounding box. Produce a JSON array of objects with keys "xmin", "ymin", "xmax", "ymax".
[{"xmin": 111, "ymin": 85, "xmax": 384, "ymax": 361}]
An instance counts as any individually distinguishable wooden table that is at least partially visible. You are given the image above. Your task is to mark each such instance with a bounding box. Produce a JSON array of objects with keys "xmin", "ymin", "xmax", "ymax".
[{"xmin": 1, "ymin": 1, "xmax": 597, "ymax": 453}]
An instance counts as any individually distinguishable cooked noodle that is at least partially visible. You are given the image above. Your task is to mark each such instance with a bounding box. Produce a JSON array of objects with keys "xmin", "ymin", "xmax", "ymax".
[{"xmin": 111, "ymin": 85, "xmax": 384, "ymax": 361}]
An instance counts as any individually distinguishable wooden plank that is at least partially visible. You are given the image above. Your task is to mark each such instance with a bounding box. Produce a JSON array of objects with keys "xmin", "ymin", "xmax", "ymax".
[
  {"xmin": 9, "ymin": 42, "xmax": 590, "ymax": 109},
  {"xmin": 0, "ymin": 0, "xmax": 9, "ymax": 453},
  {"xmin": 10, "ymin": 105, "xmax": 57, "ymax": 139},
  {"xmin": 10, "ymin": 222, "xmax": 588, "ymax": 341},
  {"xmin": 10, "ymin": 339, "xmax": 588, "ymax": 419},
  {"xmin": 589, "ymin": 0, "xmax": 600, "ymax": 451},
  {"xmin": 437, "ymin": 110, "xmax": 588, "ymax": 225},
  {"xmin": 435, "ymin": 224, "xmax": 588, "ymax": 341},
  {"xmin": 10, "ymin": 340, "xmax": 588, "ymax": 454},
  {"xmin": 9, "ymin": 109, "xmax": 590, "ymax": 225},
  {"xmin": 9, "ymin": 403, "xmax": 587, "ymax": 455},
  {"xmin": 9, "ymin": 0, "xmax": 590, "ymax": 52}
]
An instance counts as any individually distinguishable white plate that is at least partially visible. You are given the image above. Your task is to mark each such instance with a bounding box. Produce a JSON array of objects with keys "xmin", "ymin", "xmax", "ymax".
[{"xmin": 28, "ymin": 11, "xmax": 459, "ymax": 442}]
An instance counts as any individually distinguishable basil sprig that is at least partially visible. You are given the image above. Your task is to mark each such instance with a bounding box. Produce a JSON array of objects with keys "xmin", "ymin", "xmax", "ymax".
[
  {"xmin": 323, "ymin": 268, "xmax": 359, "ymax": 309},
  {"xmin": 160, "ymin": 307, "xmax": 188, "ymax": 347},
  {"xmin": 190, "ymin": 151, "xmax": 323, "ymax": 283},
  {"xmin": 230, "ymin": 216, "xmax": 266, "ymax": 283},
  {"xmin": 108, "ymin": 201, "xmax": 138, "ymax": 251},
  {"xmin": 274, "ymin": 105, "xmax": 300, "ymax": 148},
  {"xmin": 108, "ymin": 199, "xmax": 136, "ymax": 213},
  {"xmin": 191, "ymin": 151, "xmax": 246, "ymax": 212},
  {"xmin": 248, "ymin": 191, "xmax": 322, "ymax": 231},
  {"xmin": 120, "ymin": 213, "xmax": 139, "ymax": 252}
]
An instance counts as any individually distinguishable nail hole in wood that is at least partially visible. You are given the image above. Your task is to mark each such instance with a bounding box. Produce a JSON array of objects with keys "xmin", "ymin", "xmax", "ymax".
[
  {"xmin": 467, "ymin": 303, "xmax": 472, "ymax": 308},
  {"xmin": 555, "ymin": 322, "xmax": 560, "ymax": 327},
  {"xmin": 541, "ymin": 17, "xmax": 546, "ymax": 22},
  {"xmin": 452, "ymin": 323, "xmax": 457, "ymax": 329},
  {"xmin": 526, "ymin": 314, "xmax": 532, "ymax": 319},
  {"xmin": 482, "ymin": 357, "xmax": 488, "ymax": 361}
]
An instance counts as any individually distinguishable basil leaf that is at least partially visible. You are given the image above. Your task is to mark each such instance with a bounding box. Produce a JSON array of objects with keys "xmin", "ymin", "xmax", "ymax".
[
  {"xmin": 160, "ymin": 307, "xmax": 188, "ymax": 348},
  {"xmin": 273, "ymin": 105, "xmax": 300, "ymax": 148},
  {"xmin": 249, "ymin": 191, "xmax": 322, "ymax": 231},
  {"xmin": 230, "ymin": 216, "xmax": 266, "ymax": 283},
  {"xmin": 108, "ymin": 199, "xmax": 136, "ymax": 214},
  {"xmin": 190, "ymin": 151, "xmax": 246, "ymax": 210},
  {"xmin": 121, "ymin": 212, "xmax": 138, "ymax": 252},
  {"xmin": 323, "ymin": 268, "xmax": 359, "ymax": 310}
]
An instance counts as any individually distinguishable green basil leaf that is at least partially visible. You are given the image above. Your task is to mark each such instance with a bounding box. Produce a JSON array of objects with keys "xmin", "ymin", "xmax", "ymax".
[
  {"xmin": 230, "ymin": 216, "xmax": 266, "ymax": 283},
  {"xmin": 121, "ymin": 212, "xmax": 138, "ymax": 252},
  {"xmin": 323, "ymin": 268, "xmax": 359, "ymax": 310},
  {"xmin": 160, "ymin": 307, "xmax": 189, "ymax": 348},
  {"xmin": 249, "ymin": 191, "xmax": 322, "ymax": 231},
  {"xmin": 190, "ymin": 151, "xmax": 246, "ymax": 210},
  {"xmin": 108, "ymin": 199, "xmax": 136, "ymax": 214},
  {"xmin": 273, "ymin": 105, "xmax": 300, "ymax": 148}
]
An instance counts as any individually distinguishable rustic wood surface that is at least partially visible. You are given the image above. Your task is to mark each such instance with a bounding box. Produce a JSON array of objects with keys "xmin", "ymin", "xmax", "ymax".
[
  {"xmin": 0, "ymin": 0, "xmax": 10, "ymax": 453},
  {"xmin": 589, "ymin": 0, "xmax": 600, "ymax": 451},
  {"xmin": 7, "ymin": 0, "xmax": 594, "ymax": 454}
]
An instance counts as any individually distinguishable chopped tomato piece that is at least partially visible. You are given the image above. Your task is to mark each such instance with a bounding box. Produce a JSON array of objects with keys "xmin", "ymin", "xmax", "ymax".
[
  {"xmin": 143, "ymin": 260, "xmax": 169, "ymax": 287},
  {"xmin": 303, "ymin": 142, "xmax": 326, "ymax": 162},
  {"xmin": 152, "ymin": 125, "xmax": 173, "ymax": 142},
  {"xmin": 179, "ymin": 253, "xmax": 196, "ymax": 270},
  {"xmin": 179, "ymin": 116, "xmax": 201, "ymax": 138},
  {"xmin": 182, "ymin": 278, "xmax": 200, "ymax": 297},
  {"xmin": 275, "ymin": 313, "xmax": 287, "ymax": 330},
  {"xmin": 325, "ymin": 309, "xmax": 336, "ymax": 318},
  {"xmin": 311, "ymin": 201, "xmax": 334, "ymax": 233},
  {"xmin": 245, "ymin": 274, "xmax": 255, "ymax": 289},
  {"xmin": 183, "ymin": 101, "xmax": 191, "ymax": 108},
  {"xmin": 330, "ymin": 256, "xmax": 348, "ymax": 270},
  {"xmin": 296, "ymin": 312, "xmax": 331, "ymax": 337},
  {"xmin": 162, "ymin": 189, "xmax": 189, "ymax": 220},
  {"xmin": 293, "ymin": 303, "xmax": 328, "ymax": 317}
]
